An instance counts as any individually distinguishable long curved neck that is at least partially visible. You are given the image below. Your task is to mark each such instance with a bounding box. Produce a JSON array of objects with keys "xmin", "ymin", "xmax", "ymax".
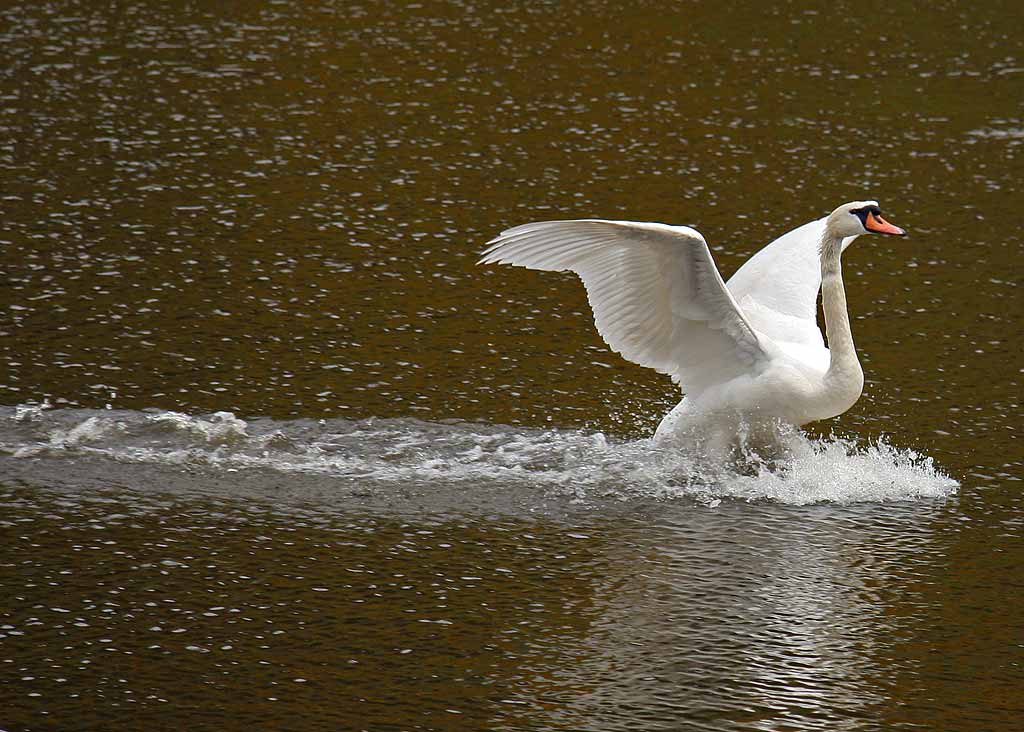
[{"xmin": 819, "ymin": 233, "xmax": 862, "ymax": 384}]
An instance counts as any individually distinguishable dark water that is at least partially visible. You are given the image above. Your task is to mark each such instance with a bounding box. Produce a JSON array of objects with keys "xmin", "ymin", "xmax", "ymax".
[{"xmin": 1, "ymin": 1, "xmax": 1022, "ymax": 730}]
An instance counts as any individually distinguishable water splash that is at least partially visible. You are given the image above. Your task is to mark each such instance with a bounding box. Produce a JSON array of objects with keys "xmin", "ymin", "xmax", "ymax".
[
  {"xmin": 146, "ymin": 410, "xmax": 250, "ymax": 444},
  {"xmin": 0, "ymin": 406, "xmax": 957, "ymax": 506}
]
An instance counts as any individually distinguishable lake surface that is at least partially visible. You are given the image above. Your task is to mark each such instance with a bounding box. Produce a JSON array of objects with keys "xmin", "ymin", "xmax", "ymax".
[{"xmin": 1, "ymin": 1, "xmax": 1022, "ymax": 730}]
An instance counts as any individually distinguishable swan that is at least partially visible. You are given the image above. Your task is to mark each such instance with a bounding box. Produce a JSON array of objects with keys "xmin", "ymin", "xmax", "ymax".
[{"xmin": 478, "ymin": 201, "xmax": 906, "ymax": 450}]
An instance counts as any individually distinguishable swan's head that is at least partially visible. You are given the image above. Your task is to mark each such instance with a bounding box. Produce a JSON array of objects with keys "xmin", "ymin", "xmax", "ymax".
[{"xmin": 828, "ymin": 201, "xmax": 906, "ymax": 238}]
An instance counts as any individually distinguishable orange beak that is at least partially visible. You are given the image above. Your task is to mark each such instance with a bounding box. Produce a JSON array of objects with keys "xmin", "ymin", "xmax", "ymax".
[{"xmin": 865, "ymin": 211, "xmax": 906, "ymax": 236}]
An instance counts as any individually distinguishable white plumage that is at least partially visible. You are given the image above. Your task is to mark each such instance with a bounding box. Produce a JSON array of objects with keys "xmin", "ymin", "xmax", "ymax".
[{"xmin": 479, "ymin": 201, "xmax": 905, "ymax": 447}]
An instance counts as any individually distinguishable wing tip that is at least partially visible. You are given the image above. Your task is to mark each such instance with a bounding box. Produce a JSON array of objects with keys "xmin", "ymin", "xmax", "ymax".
[{"xmin": 477, "ymin": 238, "xmax": 504, "ymax": 265}]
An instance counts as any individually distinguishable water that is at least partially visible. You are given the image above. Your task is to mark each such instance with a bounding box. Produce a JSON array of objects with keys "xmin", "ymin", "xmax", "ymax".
[
  {"xmin": 0, "ymin": 406, "xmax": 974, "ymax": 732},
  {"xmin": 0, "ymin": 482, "xmax": 975, "ymax": 732},
  {"xmin": 2, "ymin": 0, "xmax": 1023, "ymax": 730},
  {"xmin": 1, "ymin": 406, "xmax": 956, "ymax": 509}
]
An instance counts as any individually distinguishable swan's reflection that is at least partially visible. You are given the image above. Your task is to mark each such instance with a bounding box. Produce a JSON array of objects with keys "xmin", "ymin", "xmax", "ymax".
[{"xmin": 524, "ymin": 502, "xmax": 938, "ymax": 731}]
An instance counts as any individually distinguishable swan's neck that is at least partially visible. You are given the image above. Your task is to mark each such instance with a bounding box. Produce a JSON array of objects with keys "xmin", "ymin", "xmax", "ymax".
[{"xmin": 819, "ymin": 233, "xmax": 863, "ymax": 395}]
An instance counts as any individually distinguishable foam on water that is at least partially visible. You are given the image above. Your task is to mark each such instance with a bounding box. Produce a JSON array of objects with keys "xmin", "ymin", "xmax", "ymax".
[{"xmin": 0, "ymin": 405, "xmax": 958, "ymax": 506}]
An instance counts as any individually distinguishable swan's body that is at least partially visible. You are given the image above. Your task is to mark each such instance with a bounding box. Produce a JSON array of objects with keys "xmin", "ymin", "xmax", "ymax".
[{"xmin": 479, "ymin": 201, "xmax": 906, "ymax": 448}]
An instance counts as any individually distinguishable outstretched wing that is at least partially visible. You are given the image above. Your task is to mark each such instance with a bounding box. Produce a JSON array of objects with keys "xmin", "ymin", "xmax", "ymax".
[
  {"xmin": 726, "ymin": 217, "xmax": 857, "ymax": 352},
  {"xmin": 479, "ymin": 219, "xmax": 770, "ymax": 392}
]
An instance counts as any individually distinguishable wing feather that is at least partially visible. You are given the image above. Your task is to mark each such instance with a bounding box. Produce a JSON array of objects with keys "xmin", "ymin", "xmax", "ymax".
[
  {"xmin": 726, "ymin": 217, "xmax": 857, "ymax": 352},
  {"xmin": 479, "ymin": 219, "xmax": 770, "ymax": 392}
]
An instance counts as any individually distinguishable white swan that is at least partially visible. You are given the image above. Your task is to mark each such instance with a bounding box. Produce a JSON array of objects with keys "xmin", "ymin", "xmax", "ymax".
[{"xmin": 479, "ymin": 201, "xmax": 906, "ymax": 448}]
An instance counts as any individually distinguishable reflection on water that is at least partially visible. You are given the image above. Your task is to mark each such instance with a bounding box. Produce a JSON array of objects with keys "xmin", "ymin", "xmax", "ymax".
[
  {"xmin": 1, "ymin": 0, "xmax": 1023, "ymax": 730},
  {"xmin": 0, "ymin": 404, "xmax": 990, "ymax": 732},
  {"xmin": 2, "ymin": 477, "xmax": 1017, "ymax": 732}
]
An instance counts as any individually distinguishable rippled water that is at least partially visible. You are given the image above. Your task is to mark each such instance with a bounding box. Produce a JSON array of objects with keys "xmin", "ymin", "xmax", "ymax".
[
  {"xmin": 1, "ymin": 482, "xmax": 976, "ymax": 732},
  {"xmin": 2, "ymin": 0, "xmax": 1022, "ymax": 730}
]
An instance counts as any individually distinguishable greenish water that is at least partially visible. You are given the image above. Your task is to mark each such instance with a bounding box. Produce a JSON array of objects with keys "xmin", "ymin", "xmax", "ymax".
[{"xmin": 1, "ymin": 1, "xmax": 1022, "ymax": 730}]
